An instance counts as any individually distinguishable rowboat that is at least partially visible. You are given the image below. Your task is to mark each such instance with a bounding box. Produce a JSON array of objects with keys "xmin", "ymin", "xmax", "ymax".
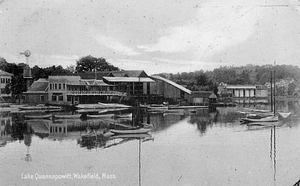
[
  {"xmin": 54, "ymin": 114, "xmax": 82, "ymax": 119},
  {"xmin": 25, "ymin": 114, "xmax": 52, "ymax": 120},
  {"xmin": 19, "ymin": 105, "xmax": 61, "ymax": 111},
  {"xmin": 114, "ymin": 113, "xmax": 132, "ymax": 118},
  {"xmin": 76, "ymin": 103, "xmax": 131, "ymax": 109},
  {"xmin": 110, "ymin": 133, "xmax": 151, "ymax": 139},
  {"xmin": 86, "ymin": 114, "xmax": 114, "ymax": 119},
  {"xmin": 241, "ymin": 115, "xmax": 278, "ymax": 123},
  {"xmin": 246, "ymin": 121, "xmax": 280, "ymax": 127},
  {"xmin": 110, "ymin": 128, "xmax": 151, "ymax": 134}
]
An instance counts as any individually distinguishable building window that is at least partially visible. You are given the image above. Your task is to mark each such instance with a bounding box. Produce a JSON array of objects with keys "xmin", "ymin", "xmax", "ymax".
[
  {"xmin": 63, "ymin": 84, "xmax": 65, "ymax": 89},
  {"xmin": 0, "ymin": 78, "xmax": 4, "ymax": 83},
  {"xmin": 40, "ymin": 95, "xmax": 44, "ymax": 102},
  {"xmin": 59, "ymin": 95, "xmax": 63, "ymax": 101},
  {"xmin": 55, "ymin": 84, "xmax": 57, "ymax": 89},
  {"xmin": 52, "ymin": 95, "xmax": 57, "ymax": 101},
  {"xmin": 50, "ymin": 84, "xmax": 52, "ymax": 89},
  {"xmin": 59, "ymin": 84, "xmax": 61, "ymax": 89}
]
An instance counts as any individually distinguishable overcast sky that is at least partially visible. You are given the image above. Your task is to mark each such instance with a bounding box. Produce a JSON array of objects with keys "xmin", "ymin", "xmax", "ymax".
[{"xmin": 1, "ymin": 0, "xmax": 300, "ymax": 75}]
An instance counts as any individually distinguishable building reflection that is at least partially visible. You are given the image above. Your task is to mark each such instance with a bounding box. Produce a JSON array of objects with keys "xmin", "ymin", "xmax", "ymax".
[
  {"xmin": 188, "ymin": 109, "xmax": 219, "ymax": 135},
  {"xmin": 0, "ymin": 113, "xmax": 12, "ymax": 147}
]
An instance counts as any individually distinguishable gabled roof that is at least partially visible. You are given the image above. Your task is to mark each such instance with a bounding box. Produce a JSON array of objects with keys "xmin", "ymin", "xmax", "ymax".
[
  {"xmin": 77, "ymin": 70, "xmax": 148, "ymax": 79},
  {"xmin": 26, "ymin": 78, "xmax": 48, "ymax": 93},
  {"xmin": 0, "ymin": 70, "xmax": 13, "ymax": 76},
  {"xmin": 151, "ymin": 76, "xmax": 192, "ymax": 94},
  {"xmin": 191, "ymin": 91, "xmax": 217, "ymax": 98},
  {"xmin": 117, "ymin": 70, "xmax": 148, "ymax": 77},
  {"xmin": 77, "ymin": 72, "xmax": 113, "ymax": 80}
]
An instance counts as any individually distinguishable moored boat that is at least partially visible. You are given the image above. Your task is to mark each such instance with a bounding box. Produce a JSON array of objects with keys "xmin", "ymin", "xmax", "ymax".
[
  {"xmin": 25, "ymin": 114, "xmax": 52, "ymax": 120},
  {"xmin": 19, "ymin": 105, "xmax": 61, "ymax": 111},
  {"xmin": 86, "ymin": 114, "xmax": 114, "ymax": 119},
  {"xmin": 241, "ymin": 115, "xmax": 278, "ymax": 123},
  {"xmin": 54, "ymin": 114, "xmax": 82, "ymax": 119},
  {"xmin": 110, "ymin": 128, "xmax": 151, "ymax": 134}
]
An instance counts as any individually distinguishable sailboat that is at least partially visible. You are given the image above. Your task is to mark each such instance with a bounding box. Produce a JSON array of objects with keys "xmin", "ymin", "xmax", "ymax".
[{"xmin": 243, "ymin": 64, "xmax": 290, "ymax": 125}]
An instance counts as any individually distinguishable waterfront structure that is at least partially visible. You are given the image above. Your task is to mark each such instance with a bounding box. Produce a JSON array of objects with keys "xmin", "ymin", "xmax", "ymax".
[
  {"xmin": 80, "ymin": 70, "xmax": 156, "ymax": 104},
  {"xmin": 0, "ymin": 70, "xmax": 13, "ymax": 101},
  {"xmin": 186, "ymin": 91, "xmax": 217, "ymax": 106},
  {"xmin": 24, "ymin": 70, "xmax": 196, "ymax": 105},
  {"xmin": 218, "ymin": 83, "xmax": 268, "ymax": 103},
  {"xmin": 150, "ymin": 75, "xmax": 191, "ymax": 104},
  {"xmin": 23, "ymin": 78, "xmax": 49, "ymax": 104}
]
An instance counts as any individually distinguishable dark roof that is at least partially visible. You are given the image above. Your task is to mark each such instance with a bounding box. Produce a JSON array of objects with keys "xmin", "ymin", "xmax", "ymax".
[
  {"xmin": 191, "ymin": 91, "xmax": 217, "ymax": 98},
  {"xmin": 77, "ymin": 72, "xmax": 113, "ymax": 80},
  {"xmin": 0, "ymin": 70, "xmax": 13, "ymax": 76},
  {"xmin": 77, "ymin": 70, "xmax": 148, "ymax": 79},
  {"xmin": 26, "ymin": 78, "xmax": 48, "ymax": 92}
]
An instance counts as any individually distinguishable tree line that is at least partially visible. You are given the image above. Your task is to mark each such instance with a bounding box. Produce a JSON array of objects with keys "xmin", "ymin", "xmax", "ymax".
[{"xmin": 156, "ymin": 64, "xmax": 300, "ymax": 95}]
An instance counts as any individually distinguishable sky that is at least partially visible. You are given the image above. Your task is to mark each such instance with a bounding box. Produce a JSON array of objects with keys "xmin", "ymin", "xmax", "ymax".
[{"xmin": 1, "ymin": 0, "xmax": 300, "ymax": 75}]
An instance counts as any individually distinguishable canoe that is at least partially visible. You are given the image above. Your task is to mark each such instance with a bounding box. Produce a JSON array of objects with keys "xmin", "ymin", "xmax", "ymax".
[
  {"xmin": 247, "ymin": 121, "xmax": 280, "ymax": 127},
  {"xmin": 19, "ymin": 106, "xmax": 61, "ymax": 110},
  {"xmin": 241, "ymin": 115, "xmax": 278, "ymax": 123},
  {"xmin": 110, "ymin": 128, "xmax": 151, "ymax": 134},
  {"xmin": 76, "ymin": 103, "xmax": 131, "ymax": 109},
  {"xmin": 86, "ymin": 114, "xmax": 114, "ymax": 119},
  {"xmin": 114, "ymin": 113, "xmax": 132, "ymax": 118},
  {"xmin": 25, "ymin": 114, "xmax": 52, "ymax": 120},
  {"xmin": 54, "ymin": 114, "xmax": 82, "ymax": 119},
  {"xmin": 110, "ymin": 133, "xmax": 151, "ymax": 139}
]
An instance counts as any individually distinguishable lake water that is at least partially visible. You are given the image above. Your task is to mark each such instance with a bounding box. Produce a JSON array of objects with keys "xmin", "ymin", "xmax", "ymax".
[{"xmin": 1, "ymin": 102, "xmax": 300, "ymax": 186}]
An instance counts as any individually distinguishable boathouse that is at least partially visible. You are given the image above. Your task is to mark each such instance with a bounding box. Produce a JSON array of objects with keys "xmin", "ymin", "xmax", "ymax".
[
  {"xmin": 48, "ymin": 76, "xmax": 125, "ymax": 105},
  {"xmin": 0, "ymin": 70, "xmax": 13, "ymax": 101},
  {"xmin": 80, "ymin": 70, "xmax": 156, "ymax": 104},
  {"xmin": 150, "ymin": 76, "xmax": 191, "ymax": 104},
  {"xmin": 218, "ymin": 83, "xmax": 268, "ymax": 104},
  {"xmin": 186, "ymin": 91, "xmax": 217, "ymax": 106},
  {"xmin": 23, "ymin": 78, "xmax": 49, "ymax": 104}
]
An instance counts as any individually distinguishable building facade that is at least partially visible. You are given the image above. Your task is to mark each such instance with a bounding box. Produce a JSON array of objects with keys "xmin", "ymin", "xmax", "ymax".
[
  {"xmin": 218, "ymin": 83, "xmax": 268, "ymax": 103},
  {"xmin": 0, "ymin": 70, "xmax": 13, "ymax": 101}
]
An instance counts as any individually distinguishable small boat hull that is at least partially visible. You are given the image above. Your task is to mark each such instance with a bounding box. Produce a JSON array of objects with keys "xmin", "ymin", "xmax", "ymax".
[
  {"xmin": 86, "ymin": 114, "xmax": 114, "ymax": 119},
  {"xmin": 25, "ymin": 114, "xmax": 52, "ymax": 120},
  {"xmin": 110, "ymin": 128, "xmax": 151, "ymax": 134},
  {"xmin": 54, "ymin": 114, "xmax": 82, "ymax": 119}
]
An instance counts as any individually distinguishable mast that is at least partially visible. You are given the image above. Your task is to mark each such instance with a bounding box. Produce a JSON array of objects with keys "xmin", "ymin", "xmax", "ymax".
[
  {"xmin": 270, "ymin": 71, "xmax": 273, "ymax": 112},
  {"xmin": 273, "ymin": 62, "xmax": 276, "ymax": 116}
]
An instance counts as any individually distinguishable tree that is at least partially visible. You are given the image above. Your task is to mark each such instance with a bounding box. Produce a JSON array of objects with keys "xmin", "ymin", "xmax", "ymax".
[
  {"xmin": 196, "ymin": 73, "xmax": 208, "ymax": 86},
  {"xmin": 75, "ymin": 55, "xmax": 119, "ymax": 73},
  {"xmin": 288, "ymin": 82, "xmax": 296, "ymax": 96}
]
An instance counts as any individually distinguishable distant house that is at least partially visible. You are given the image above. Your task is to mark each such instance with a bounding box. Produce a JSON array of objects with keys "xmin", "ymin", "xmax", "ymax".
[
  {"xmin": 0, "ymin": 70, "xmax": 13, "ymax": 101},
  {"xmin": 23, "ymin": 78, "xmax": 49, "ymax": 104},
  {"xmin": 218, "ymin": 83, "xmax": 268, "ymax": 103},
  {"xmin": 186, "ymin": 91, "xmax": 217, "ymax": 106}
]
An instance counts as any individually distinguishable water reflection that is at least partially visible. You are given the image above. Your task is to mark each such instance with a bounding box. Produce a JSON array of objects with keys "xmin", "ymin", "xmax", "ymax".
[
  {"xmin": 2, "ymin": 102, "xmax": 300, "ymax": 186},
  {"xmin": 270, "ymin": 126, "xmax": 276, "ymax": 185}
]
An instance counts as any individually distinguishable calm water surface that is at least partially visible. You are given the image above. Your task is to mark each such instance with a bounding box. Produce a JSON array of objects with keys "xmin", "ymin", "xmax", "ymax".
[{"xmin": 1, "ymin": 102, "xmax": 300, "ymax": 186}]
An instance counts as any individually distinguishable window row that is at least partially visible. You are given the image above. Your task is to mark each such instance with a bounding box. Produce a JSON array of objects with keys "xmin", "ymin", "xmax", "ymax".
[
  {"xmin": 0, "ymin": 78, "xmax": 11, "ymax": 84},
  {"xmin": 49, "ymin": 83, "xmax": 66, "ymax": 90}
]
